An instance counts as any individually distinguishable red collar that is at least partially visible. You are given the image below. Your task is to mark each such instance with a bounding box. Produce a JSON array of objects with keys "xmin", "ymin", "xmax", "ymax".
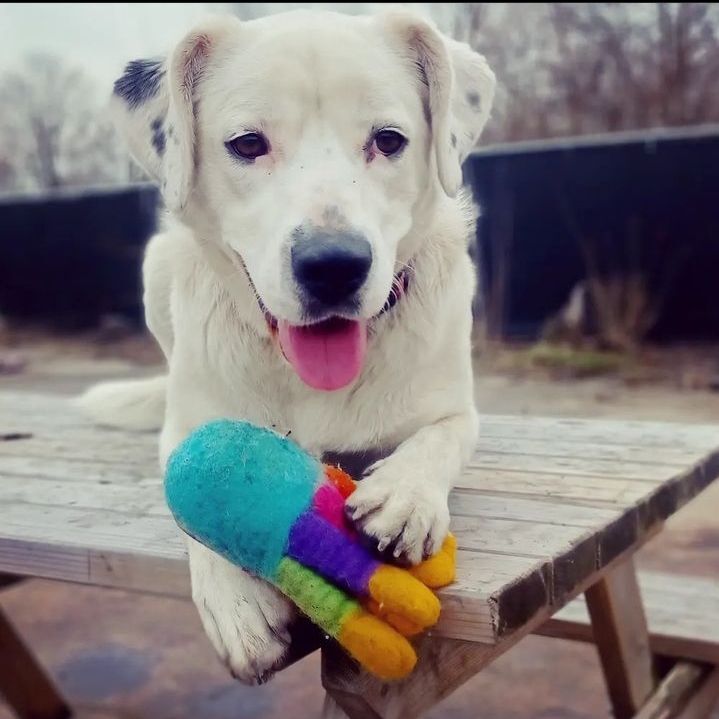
[{"xmin": 378, "ymin": 266, "xmax": 411, "ymax": 316}]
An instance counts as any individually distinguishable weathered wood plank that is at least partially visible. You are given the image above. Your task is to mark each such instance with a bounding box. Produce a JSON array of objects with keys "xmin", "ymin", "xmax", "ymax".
[
  {"xmin": 0, "ymin": 455, "xmax": 156, "ymax": 482},
  {"xmin": 674, "ymin": 668, "xmax": 719, "ymax": 719},
  {"xmin": 0, "ymin": 476, "xmax": 168, "ymax": 516},
  {"xmin": 1, "ymin": 432, "xmax": 701, "ymax": 482},
  {"xmin": 454, "ymin": 471, "xmax": 652, "ymax": 507},
  {"xmin": 0, "ymin": 496, "xmax": 604, "ymax": 563},
  {"xmin": 451, "ymin": 515, "xmax": 595, "ymax": 556},
  {"xmin": 467, "ymin": 453, "xmax": 702, "ymax": 482},
  {"xmin": 0, "ymin": 431, "xmax": 156, "ymax": 460},
  {"xmin": 474, "ymin": 437, "xmax": 701, "ymax": 467},
  {"xmin": 2, "ymin": 476, "xmax": 618, "ymax": 528},
  {"xmin": 0, "ymin": 535, "xmax": 190, "ymax": 598},
  {"xmin": 2, "ymin": 391, "xmax": 719, "ymax": 649},
  {"xmin": 585, "ymin": 559, "xmax": 656, "ymax": 719},
  {"xmin": 480, "ymin": 415, "xmax": 719, "ymax": 451},
  {"xmin": 5, "ymin": 393, "xmax": 718, "ymax": 449},
  {"xmin": 2, "ymin": 502, "xmax": 183, "ymax": 550},
  {"xmin": 634, "ymin": 662, "xmax": 707, "ymax": 719},
  {"xmin": 322, "ymin": 633, "xmax": 503, "ymax": 719},
  {"xmin": 4, "ymin": 424, "xmax": 709, "ymax": 469},
  {"xmin": 448, "ymin": 491, "xmax": 620, "ymax": 525},
  {"xmin": 0, "ymin": 605, "xmax": 71, "ymax": 719},
  {"xmin": 320, "ymin": 542, "xmax": 683, "ymax": 719},
  {"xmin": 538, "ymin": 571, "xmax": 719, "ymax": 665}
]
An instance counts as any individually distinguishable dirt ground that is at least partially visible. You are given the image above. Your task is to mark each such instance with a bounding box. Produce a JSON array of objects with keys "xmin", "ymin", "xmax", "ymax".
[{"xmin": 1, "ymin": 331, "xmax": 718, "ymax": 718}]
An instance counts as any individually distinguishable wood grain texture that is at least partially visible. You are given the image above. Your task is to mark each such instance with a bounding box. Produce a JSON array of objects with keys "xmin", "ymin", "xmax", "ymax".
[
  {"xmin": 585, "ymin": 559, "xmax": 656, "ymax": 719},
  {"xmin": 673, "ymin": 668, "xmax": 719, "ymax": 719},
  {"xmin": 319, "ymin": 543, "xmax": 687, "ymax": 719},
  {"xmin": 538, "ymin": 571, "xmax": 719, "ymax": 665},
  {"xmin": 2, "ymin": 391, "xmax": 719, "ymax": 647},
  {"xmin": 634, "ymin": 662, "xmax": 706, "ymax": 719},
  {"xmin": 321, "ymin": 634, "xmax": 499, "ymax": 719},
  {"xmin": 0, "ymin": 605, "xmax": 71, "ymax": 719}
]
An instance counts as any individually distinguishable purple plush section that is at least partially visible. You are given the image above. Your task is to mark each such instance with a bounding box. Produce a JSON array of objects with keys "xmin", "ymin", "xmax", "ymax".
[{"xmin": 287, "ymin": 511, "xmax": 379, "ymax": 595}]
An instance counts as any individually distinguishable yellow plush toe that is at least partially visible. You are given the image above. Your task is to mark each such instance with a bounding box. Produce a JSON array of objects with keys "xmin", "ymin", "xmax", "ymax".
[
  {"xmin": 338, "ymin": 609, "xmax": 417, "ymax": 680},
  {"xmin": 364, "ymin": 598, "xmax": 424, "ymax": 637},
  {"xmin": 367, "ymin": 565, "xmax": 441, "ymax": 631},
  {"xmin": 408, "ymin": 534, "xmax": 457, "ymax": 589}
]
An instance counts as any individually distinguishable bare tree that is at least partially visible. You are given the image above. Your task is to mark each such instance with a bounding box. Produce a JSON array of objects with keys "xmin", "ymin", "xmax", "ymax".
[
  {"xmin": 438, "ymin": 3, "xmax": 719, "ymax": 143},
  {"xmin": 0, "ymin": 54, "xmax": 129, "ymax": 192},
  {"xmin": 543, "ymin": 3, "xmax": 719, "ymax": 136}
]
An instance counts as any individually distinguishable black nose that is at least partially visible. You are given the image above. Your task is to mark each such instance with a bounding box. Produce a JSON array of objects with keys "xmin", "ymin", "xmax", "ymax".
[{"xmin": 291, "ymin": 229, "xmax": 372, "ymax": 307}]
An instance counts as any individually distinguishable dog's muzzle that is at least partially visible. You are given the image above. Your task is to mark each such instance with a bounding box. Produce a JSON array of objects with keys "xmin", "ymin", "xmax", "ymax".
[{"xmin": 291, "ymin": 229, "xmax": 373, "ymax": 314}]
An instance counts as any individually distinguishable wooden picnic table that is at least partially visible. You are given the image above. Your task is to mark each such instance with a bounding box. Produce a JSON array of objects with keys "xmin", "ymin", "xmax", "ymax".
[{"xmin": 1, "ymin": 390, "xmax": 718, "ymax": 719}]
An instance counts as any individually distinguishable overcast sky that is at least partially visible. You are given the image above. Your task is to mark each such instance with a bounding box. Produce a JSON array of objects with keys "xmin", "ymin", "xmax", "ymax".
[{"xmin": 0, "ymin": 3, "xmax": 210, "ymax": 89}]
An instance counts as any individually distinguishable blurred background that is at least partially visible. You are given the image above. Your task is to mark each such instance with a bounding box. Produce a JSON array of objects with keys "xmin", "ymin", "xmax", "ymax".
[{"xmin": 1, "ymin": 3, "xmax": 718, "ymax": 718}]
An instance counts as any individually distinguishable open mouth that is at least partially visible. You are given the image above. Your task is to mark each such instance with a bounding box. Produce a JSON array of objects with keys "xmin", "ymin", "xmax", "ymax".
[
  {"xmin": 277, "ymin": 316, "xmax": 367, "ymax": 392},
  {"xmin": 245, "ymin": 260, "xmax": 409, "ymax": 392}
]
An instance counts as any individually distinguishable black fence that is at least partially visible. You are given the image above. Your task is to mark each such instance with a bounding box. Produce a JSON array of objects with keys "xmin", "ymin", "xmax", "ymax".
[
  {"xmin": 1, "ymin": 126, "xmax": 718, "ymax": 341},
  {"xmin": 0, "ymin": 184, "xmax": 159, "ymax": 328},
  {"xmin": 464, "ymin": 126, "xmax": 719, "ymax": 341}
]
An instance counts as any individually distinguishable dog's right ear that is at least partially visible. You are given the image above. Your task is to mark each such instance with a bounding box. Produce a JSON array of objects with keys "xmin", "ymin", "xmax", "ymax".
[{"xmin": 111, "ymin": 18, "xmax": 240, "ymax": 211}]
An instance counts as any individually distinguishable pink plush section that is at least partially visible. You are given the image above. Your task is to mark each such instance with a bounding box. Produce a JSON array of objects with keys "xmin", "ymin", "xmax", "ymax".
[{"xmin": 313, "ymin": 483, "xmax": 355, "ymax": 537}]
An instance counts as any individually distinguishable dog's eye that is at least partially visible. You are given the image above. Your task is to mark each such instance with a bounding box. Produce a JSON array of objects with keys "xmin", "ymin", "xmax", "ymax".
[
  {"xmin": 373, "ymin": 129, "xmax": 407, "ymax": 157},
  {"xmin": 227, "ymin": 133, "xmax": 269, "ymax": 160}
]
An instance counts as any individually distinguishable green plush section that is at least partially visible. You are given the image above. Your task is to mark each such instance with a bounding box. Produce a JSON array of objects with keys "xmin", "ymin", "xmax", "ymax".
[
  {"xmin": 165, "ymin": 419, "xmax": 321, "ymax": 579},
  {"xmin": 275, "ymin": 557, "xmax": 359, "ymax": 638}
]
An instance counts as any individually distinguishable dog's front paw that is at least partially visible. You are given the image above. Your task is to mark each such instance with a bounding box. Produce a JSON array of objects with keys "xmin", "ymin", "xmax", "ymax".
[
  {"xmin": 193, "ymin": 574, "xmax": 296, "ymax": 685},
  {"xmin": 345, "ymin": 464, "xmax": 450, "ymax": 565}
]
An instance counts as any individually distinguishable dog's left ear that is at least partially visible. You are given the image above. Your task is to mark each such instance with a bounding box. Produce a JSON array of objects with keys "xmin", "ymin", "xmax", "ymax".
[
  {"xmin": 378, "ymin": 11, "xmax": 496, "ymax": 197},
  {"xmin": 111, "ymin": 18, "xmax": 240, "ymax": 211}
]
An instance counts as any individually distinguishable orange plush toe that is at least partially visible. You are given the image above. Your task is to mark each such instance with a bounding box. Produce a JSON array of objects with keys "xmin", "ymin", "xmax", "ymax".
[
  {"xmin": 323, "ymin": 465, "xmax": 357, "ymax": 498},
  {"xmin": 408, "ymin": 533, "xmax": 457, "ymax": 589}
]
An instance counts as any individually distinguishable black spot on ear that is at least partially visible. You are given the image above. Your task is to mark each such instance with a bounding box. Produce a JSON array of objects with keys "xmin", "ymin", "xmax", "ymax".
[
  {"xmin": 114, "ymin": 58, "xmax": 165, "ymax": 109},
  {"xmin": 151, "ymin": 117, "xmax": 163, "ymax": 131},
  {"xmin": 466, "ymin": 91, "xmax": 481, "ymax": 110},
  {"xmin": 451, "ymin": 133, "xmax": 457, "ymax": 148},
  {"xmin": 151, "ymin": 126, "xmax": 166, "ymax": 156},
  {"xmin": 414, "ymin": 61, "xmax": 430, "ymax": 88}
]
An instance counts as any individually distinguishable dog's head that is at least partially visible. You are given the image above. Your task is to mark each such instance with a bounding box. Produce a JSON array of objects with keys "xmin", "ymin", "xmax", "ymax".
[{"xmin": 113, "ymin": 9, "xmax": 494, "ymax": 390}]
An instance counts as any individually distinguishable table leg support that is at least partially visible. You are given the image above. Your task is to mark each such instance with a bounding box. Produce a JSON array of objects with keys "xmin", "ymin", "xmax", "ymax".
[
  {"xmin": 585, "ymin": 558, "xmax": 656, "ymax": 719},
  {"xmin": 320, "ymin": 635, "xmax": 497, "ymax": 719},
  {"xmin": 0, "ymin": 604, "xmax": 71, "ymax": 719}
]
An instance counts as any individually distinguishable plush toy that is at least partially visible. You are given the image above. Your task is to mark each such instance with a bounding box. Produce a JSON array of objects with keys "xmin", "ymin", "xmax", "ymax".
[{"xmin": 164, "ymin": 419, "xmax": 456, "ymax": 680}]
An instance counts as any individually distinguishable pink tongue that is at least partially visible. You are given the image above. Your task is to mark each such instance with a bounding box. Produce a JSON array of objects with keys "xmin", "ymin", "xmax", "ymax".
[{"xmin": 278, "ymin": 317, "xmax": 367, "ymax": 391}]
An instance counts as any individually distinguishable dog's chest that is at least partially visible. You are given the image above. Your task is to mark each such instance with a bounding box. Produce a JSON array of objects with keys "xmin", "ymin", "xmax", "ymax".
[
  {"xmin": 243, "ymin": 334, "xmax": 431, "ymax": 454},
  {"xmin": 190, "ymin": 317, "xmax": 435, "ymax": 456},
  {"xmin": 171, "ymin": 239, "xmax": 469, "ymax": 456}
]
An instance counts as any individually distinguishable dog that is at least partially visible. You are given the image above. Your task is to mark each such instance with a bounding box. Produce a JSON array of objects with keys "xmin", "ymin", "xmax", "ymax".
[{"xmin": 79, "ymin": 7, "xmax": 495, "ymax": 686}]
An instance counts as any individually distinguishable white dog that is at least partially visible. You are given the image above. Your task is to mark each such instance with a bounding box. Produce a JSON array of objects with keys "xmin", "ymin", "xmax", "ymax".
[{"xmin": 80, "ymin": 8, "xmax": 494, "ymax": 685}]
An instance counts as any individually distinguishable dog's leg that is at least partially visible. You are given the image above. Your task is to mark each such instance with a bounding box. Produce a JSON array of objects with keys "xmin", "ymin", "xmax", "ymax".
[
  {"xmin": 186, "ymin": 537, "xmax": 296, "ymax": 684},
  {"xmin": 160, "ymin": 418, "xmax": 296, "ymax": 684},
  {"xmin": 345, "ymin": 409, "xmax": 478, "ymax": 565}
]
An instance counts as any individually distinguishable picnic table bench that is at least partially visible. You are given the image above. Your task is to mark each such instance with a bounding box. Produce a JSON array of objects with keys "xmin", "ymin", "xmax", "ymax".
[{"xmin": 1, "ymin": 390, "xmax": 718, "ymax": 719}]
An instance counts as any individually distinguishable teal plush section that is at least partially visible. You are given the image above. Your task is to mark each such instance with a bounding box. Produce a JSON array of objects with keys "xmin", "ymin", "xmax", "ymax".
[{"xmin": 164, "ymin": 419, "xmax": 321, "ymax": 578}]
